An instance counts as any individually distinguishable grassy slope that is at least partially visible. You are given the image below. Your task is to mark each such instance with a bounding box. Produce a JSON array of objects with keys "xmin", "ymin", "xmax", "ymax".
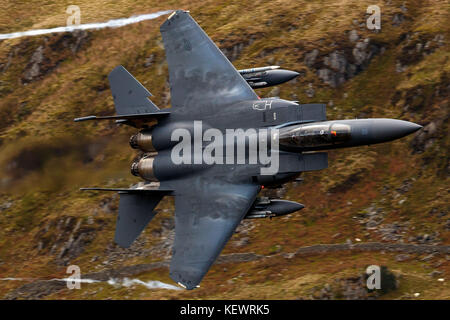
[{"xmin": 0, "ymin": 0, "xmax": 448, "ymax": 299}]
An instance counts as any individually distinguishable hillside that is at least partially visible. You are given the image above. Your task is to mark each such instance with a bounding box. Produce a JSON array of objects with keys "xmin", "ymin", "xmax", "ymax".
[{"xmin": 0, "ymin": 0, "xmax": 449, "ymax": 299}]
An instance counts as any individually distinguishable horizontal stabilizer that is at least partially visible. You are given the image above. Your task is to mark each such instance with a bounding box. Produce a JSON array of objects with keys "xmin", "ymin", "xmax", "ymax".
[
  {"xmin": 80, "ymin": 187, "xmax": 173, "ymax": 194},
  {"xmin": 74, "ymin": 111, "xmax": 170, "ymax": 123},
  {"xmin": 115, "ymin": 192, "xmax": 164, "ymax": 248}
]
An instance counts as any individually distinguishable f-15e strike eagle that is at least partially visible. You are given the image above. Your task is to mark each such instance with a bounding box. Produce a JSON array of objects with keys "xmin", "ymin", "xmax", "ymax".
[{"xmin": 75, "ymin": 10, "xmax": 422, "ymax": 289}]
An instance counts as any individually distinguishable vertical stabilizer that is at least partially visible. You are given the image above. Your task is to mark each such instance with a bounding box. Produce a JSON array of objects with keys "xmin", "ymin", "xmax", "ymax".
[{"xmin": 108, "ymin": 65, "xmax": 159, "ymax": 115}]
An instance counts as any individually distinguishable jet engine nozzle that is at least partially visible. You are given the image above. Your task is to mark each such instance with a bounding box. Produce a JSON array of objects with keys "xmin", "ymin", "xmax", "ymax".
[
  {"xmin": 130, "ymin": 130, "xmax": 156, "ymax": 152},
  {"xmin": 131, "ymin": 156, "xmax": 158, "ymax": 181}
]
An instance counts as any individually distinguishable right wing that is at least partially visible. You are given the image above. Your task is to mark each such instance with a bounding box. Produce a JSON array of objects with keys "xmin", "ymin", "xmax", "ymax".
[
  {"xmin": 160, "ymin": 10, "xmax": 258, "ymax": 111},
  {"xmin": 170, "ymin": 181, "xmax": 259, "ymax": 289}
]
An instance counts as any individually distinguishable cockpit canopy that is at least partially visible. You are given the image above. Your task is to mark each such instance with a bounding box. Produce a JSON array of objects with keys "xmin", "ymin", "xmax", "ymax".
[{"xmin": 279, "ymin": 123, "xmax": 351, "ymax": 148}]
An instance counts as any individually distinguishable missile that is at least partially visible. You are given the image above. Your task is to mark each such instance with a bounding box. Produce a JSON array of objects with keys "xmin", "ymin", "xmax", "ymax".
[
  {"xmin": 238, "ymin": 66, "xmax": 300, "ymax": 88},
  {"xmin": 245, "ymin": 197, "xmax": 304, "ymax": 219},
  {"xmin": 238, "ymin": 65, "xmax": 281, "ymax": 74},
  {"xmin": 278, "ymin": 118, "xmax": 422, "ymax": 152}
]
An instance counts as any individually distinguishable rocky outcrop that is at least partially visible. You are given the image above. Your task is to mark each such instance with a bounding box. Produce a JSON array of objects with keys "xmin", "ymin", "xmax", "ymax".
[
  {"xmin": 311, "ymin": 266, "xmax": 398, "ymax": 300},
  {"xmin": 0, "ymin": 200, "xmax": 13, "ymax": 212},
  {"xmin": 22, "ymin": 45, "xmax": 45, "ymax": 82},
  {"xmin": 410, "ymin": 120, "xmax": 442, "ymax": 154},
  {"xmin": 21, "ymin": 30, "xmax": 90, "ymax": 83},
  {"xmin": 220, "ymin": 37, "xmax": 256, "ymax": 62},
  {"xmin": 221, "ymin": 42, "xmax": 246, "ymax": 62},
  {"xmin": 377, "ymin": 222, "xmax": 408, "ymax": 242},
  {"xmin": 396, "ymin": 33, "xmax": 445, "ymax": 73},
  {"xmin": 356, "ymin": 204, "xmax": 384, "ymax": 230},
  {"xmin": 35, "ymin": 215, "xmax": 103, "ymax": 265},
  {"xmin": 232, "ymin": 219, "xmax": 254, "ymax": 248},
  {"xmin": 408, "ymin": 232, "xmax": 441, "ymax": 245},
  {"xmin": 311, "ymin": 275, "xmax": 371, "ymax": 300},
  {"xmin": 305, "ymin": 30, "xmax": 445, "ymax": 87},
  {"xmin": 304, "ymin": 34, "xmax": 382, "ymax": 87}
]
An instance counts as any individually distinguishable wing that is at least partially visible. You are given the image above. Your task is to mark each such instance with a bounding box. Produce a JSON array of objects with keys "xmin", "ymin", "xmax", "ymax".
[
  {"xmin": 170, "ymin": 181, "xmax": 259, "ymax": 289},
  {"xmin": 160, "ymin": 10, "xmax": 257, "ymax": 111}
]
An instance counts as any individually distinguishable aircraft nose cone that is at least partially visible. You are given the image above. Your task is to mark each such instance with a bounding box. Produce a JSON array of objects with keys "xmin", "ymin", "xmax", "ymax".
[{"xmin": 371, "ymin": 119, "xmax": 422, "ymax": 142}]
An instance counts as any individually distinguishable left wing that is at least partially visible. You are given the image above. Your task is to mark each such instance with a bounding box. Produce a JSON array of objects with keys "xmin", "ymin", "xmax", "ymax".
[
  {"xmin": 160, "ymin": 10, "xmax": 258, "ymax": 112},
  {"xmin": 170, "ymin": 181, "xmax": 259, "ymax": 289}
]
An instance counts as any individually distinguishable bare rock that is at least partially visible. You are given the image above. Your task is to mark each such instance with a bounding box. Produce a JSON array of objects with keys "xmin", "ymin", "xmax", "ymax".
[
  {"xmin": 269, "ymin": 86, "xmax": 280, "ymax": 97},
  {"xmin": 34, "ymin": 216, "xmax": 102, "ymax": 264},
  {"xmin": 396, "ymin": 60, "xmax": 407, "ymax": 73},
  {"xmin": 312, "ymin": 40, "xmax": 380, "ymax": 87},
  {"xmin": 409, "ymin": 233, "xmax": 440, "ymax": 245},
  {"xmin": 99, "ymin": 196, "xmax": 118, "ymax": 214},
  {"xmin": 317, "ymin": 68, "xmax": 337, "ymax": 87},
  {"xmin": 311, "ymin": 274, "xmax": 374, "ymax": 300},
  {"xmin": 235, "ymin": 219, "xmax": 255, "ymax": 236},
  {"xmin": 349, "ymin": 30, "xmax": 359, "ymax": 42},
  {"xmin": 378, "ymin": 222, "xmax": 407, "ymax": 242},
  {"xmin": 144, "ymin": 54, "xmax": 154, "ymax": 67},
  {"xmin": 161, "ymin": 217, "xmax": 175, "ymax": 231},
  {"xmin": 429, "ymin": 270, "xmax": 443, "ymax": 278},
  {"xmin": 221, "ymin": 42, "xmax": 246, "ymax": 62},
  {"xmin": 411, "ymin": 121, "xmax": 439, "ymax": 153},
  {"xmin": 392, "ymin": 13, "xmax": 405, "ymax": 26},
  {"xmin": 325, "ymin": 50, "xmax": 348, "ymax": 73},
  {"xmin": 21, "ymin": 31, "xmax": 90, "ymax": 83},
  {"xmin": 0, "ymin": 201, "xmax": 13, "ymax": 212},
  {"xmin": 233, "ymin": 237, "xmax": 250, "ymax": 247},
  {"xmin": 304, "ymin": 49, "xmax": 319, "ymax": 68},
  {"xmin": 22, "ymin": 46, "xmax": 45, "ymax": 83},
  {"xmin": 396, "ymin": 179, "xmax": 413, "ymax": 194},
  {"xmin": 396, "ymin": 254, "xmax": 410, "ymax": 262}
]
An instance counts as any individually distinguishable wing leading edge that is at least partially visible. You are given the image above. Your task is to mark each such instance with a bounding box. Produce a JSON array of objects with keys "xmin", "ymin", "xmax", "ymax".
[
  {"xmin": 170, "ymin": 182, "xmax": 259, "ymax": 289},
  {"xmin": 160, "ymin": 10, "xmax": 258, "ymax": 112}
]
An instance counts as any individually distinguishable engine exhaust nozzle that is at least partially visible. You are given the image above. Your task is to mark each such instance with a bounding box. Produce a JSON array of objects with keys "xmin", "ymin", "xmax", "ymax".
[
  {"xmin": 129, "ymin": 130, "xmax": 156, "ymax": 152},
  {"xmin": 131, "ymin": 156, "xmax": 158, "ymax": 181}
]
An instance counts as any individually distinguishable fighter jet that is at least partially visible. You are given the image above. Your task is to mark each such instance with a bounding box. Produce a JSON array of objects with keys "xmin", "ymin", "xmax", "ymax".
[{"xmin": 75, "ymin": 10, "xmax": 422, "ymax": 290}]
